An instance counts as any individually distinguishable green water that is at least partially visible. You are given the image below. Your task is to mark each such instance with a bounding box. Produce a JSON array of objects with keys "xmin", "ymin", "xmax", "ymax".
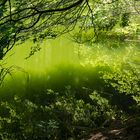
[{"xmin": 0, "ymin": 34, "xmax": 140, "ymax": 97}]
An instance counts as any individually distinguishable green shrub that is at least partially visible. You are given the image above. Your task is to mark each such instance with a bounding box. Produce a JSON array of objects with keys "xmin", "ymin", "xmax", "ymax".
[
  {"xmin": 0, "ymin": 87, "xmax": 120, "ymax": 140},
  {"xmin": 102, "ymin": 62, "xmax": 140, "ymax": 112}
]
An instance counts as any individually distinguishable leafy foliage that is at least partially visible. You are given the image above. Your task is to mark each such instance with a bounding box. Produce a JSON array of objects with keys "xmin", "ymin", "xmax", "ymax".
[
  {"xmin": 0, "ymin": 88, "xmax": 119, "ymax": 140},
  {"xmin": 0, "ymin": 57, "xmax": 139, "ymax": 139},
  {"xmin": 0, "ymin": 1, "xmax": 139, "ymax": 139},
  {"xmin": 0, "ymin": 0, "xmax": 139, "ymax": 59}
]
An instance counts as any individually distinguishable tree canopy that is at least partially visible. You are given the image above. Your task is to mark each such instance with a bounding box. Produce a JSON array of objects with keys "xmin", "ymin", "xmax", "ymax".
[{"xmin": 0, "ymin": 0, "xmax": 139, "ymax": 59}]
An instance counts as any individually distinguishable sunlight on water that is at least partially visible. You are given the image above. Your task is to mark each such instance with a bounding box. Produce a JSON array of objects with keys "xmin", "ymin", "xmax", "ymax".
[
  {"xmin": 5, "ymin": 36, "xmax": 80, "ymax": 72},
  {"xmin": 3, "ymin": 34, "xmax": 139, "ymax": 74}
]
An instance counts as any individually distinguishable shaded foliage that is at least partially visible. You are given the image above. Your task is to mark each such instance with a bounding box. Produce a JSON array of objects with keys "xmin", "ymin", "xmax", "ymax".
[{"xmin": 0, "ymin": 60, "xmax": 139, "ymax": 139}]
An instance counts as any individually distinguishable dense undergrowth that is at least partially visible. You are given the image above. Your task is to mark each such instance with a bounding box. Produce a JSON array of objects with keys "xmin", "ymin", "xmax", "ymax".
[
  {"xmin": 0, "ymin": 59, "xmax": 140, "ymax": 139},
  {"xmin": 0, "ymin": 23, "xmax": 140, "ymax": 139}
]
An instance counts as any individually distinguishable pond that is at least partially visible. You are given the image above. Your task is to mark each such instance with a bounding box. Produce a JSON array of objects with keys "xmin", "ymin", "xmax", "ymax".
[{"xmin": 0, "ymin": 34, "xmax": 139, "ymax": 97}]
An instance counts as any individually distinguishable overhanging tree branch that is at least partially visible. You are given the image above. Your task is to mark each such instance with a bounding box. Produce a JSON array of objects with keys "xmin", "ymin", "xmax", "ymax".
[
  {"xmin": 0, "ymin": 0, "xmax": 137, "ymax": 60},
  {"xmin": 0, "ymin": 0, "xmax": 86, "ymax": 59}
]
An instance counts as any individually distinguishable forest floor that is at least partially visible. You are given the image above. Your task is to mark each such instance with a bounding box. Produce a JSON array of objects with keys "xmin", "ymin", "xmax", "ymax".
[{"xmin": 83, "ymin": 116, "xmax": 140, "ymax": 140}]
